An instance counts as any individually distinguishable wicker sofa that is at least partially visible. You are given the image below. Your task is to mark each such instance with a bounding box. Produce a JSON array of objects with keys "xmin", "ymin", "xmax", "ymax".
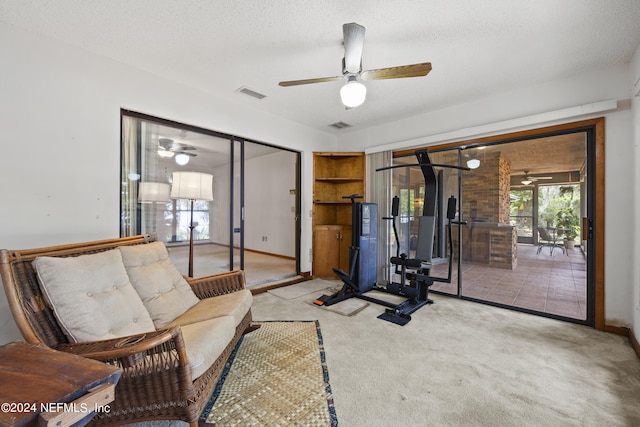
[{"xmin": 0, "ymin": 233, "xmax": 255, "ymax": 427}]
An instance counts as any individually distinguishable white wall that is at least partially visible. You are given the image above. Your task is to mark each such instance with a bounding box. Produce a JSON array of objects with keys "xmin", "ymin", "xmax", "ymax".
[
  {"xmin": 0, "ymin": 23, "xmax": 336, "ymax": 344},
  {"xmin": 245, "ymin": 150, "xmax": 297, "ymax": 257},
  {"xmin": 631, "ymin": 42, "xmax": 640, "ymax": 343},
  {"xmin": 342, "ymin": 63, "xmax": 638, "ymax": 328},
  {"xmin": 210, "ymin": 150, "xmax": 297, "ymax": 257}
]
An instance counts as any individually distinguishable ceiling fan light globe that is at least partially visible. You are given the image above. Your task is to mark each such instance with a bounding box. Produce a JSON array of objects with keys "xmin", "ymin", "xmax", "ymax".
[
  {"xmin": 175, "ymin": 153, "xmax": 190, "ymax": 165},
  {"xmin": 466, "ymin": 158, "xmax": 480, "ymax": 169},
  {"xmin": 340, "ymin": 80, "xmax": 366, "ymax": 108},
  {"xmin": 521, "ymin": 179, "xmax": 533, "ymax": 185}
]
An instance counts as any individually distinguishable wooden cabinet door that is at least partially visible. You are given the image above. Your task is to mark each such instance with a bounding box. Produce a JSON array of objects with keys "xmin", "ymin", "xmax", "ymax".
[
  {"xmin": 313, "ymin": 227, "xmax": 341, "ymax": 278},
  {"xmin": 314, "ymin": 226, "xmax": 353, "ymax": 278}
]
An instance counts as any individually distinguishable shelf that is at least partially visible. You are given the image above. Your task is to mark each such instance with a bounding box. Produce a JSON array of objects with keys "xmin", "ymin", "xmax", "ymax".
[
  {"xmin": 315, "ymin": 177, "xmax": 364, "ymax": 182},
  {"xmin": 314, "ymin": 200, "xmax": 353, "ymax": 204},
  {"xmin": 314, "ymin": 152, "xmax": 362, "ymax": 157},
  {"xmin": 312, "ymin": 152, "xmax": 365, "ymax": 277}
]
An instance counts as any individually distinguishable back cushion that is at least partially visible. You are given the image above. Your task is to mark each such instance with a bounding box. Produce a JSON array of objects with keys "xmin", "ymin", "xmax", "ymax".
[
  {"xmin": 33, "ymin": 249, "xmax": 156, "ymax": 343},
  {"xmin": 119, "ymin": 242, "xmax": 200, "ymax": 328}
]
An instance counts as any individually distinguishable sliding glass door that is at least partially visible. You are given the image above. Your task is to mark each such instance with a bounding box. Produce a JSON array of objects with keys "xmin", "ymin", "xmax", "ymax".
[
  {"xmin": 389, "ymin": 128, "xmax": 594, "ymax": 326},
  {"xmin": 120, "ymin": 111, "xmax": 300, "ymax": 286}
]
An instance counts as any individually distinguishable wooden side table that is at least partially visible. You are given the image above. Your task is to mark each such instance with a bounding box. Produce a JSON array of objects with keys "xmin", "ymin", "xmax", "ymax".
[{"xmin": 0, "ymin": 341, "xmax": 121, "ymax": 427}]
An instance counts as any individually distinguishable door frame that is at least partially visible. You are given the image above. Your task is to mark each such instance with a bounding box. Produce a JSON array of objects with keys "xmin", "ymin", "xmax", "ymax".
[
  {"xmin": 395, "ymin": 117, "xmax": 605, "ymax": 330},
  {"xmin": 120, "ymin": 109, "xmax": 302, "ymax": 284}
]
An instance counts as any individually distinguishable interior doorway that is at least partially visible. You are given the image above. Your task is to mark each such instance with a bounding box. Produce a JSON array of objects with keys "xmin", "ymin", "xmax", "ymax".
[
  {"xmin": 390, "ymin": 119, "xmax": 601, "ymax": 326},
  {"xmin": 120, "ymin": 111, "xmax": 300, "ymax": 286}
]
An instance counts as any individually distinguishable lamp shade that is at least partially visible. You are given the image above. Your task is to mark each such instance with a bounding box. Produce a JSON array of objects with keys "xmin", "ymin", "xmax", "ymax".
[
  {"xmin": 170, "ymin": 172, "xmax": 213, "ymax": 201},
  {"xmin": 138, "ymin": 182, "xmax": 171, "ymax": 203}
]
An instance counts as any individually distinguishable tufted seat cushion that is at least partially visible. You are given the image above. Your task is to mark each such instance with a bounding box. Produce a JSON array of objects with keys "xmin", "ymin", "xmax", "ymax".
[
  {"xmin": 179, "ymin": 315, "xmax": 236, "ymax": 380},
  {"xmin": 33, "ymin": 249, "xmax": 156, "ymax": 343},
  {"xmin": 119, "ymin": 242, "xmax": 200, "ymax": 328},
  {"xmin": 166, "ymin": 289, "xmax": 253, "ymax": 329}
]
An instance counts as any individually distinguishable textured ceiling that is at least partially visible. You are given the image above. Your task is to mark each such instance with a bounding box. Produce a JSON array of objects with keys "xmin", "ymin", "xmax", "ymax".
[{"xmin": 2, "ymin": 0, "xmax": 640, "ymax": 134}]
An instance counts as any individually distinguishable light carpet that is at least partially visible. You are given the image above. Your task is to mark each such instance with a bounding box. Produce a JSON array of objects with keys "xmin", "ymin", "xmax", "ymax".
[
  {"xmin": 200, "ymin": 321, "xmax": 337, "ymax": 427},
  {"xmin": 253, "ymin": 279, "xmax": 640, "ymax": 426}
]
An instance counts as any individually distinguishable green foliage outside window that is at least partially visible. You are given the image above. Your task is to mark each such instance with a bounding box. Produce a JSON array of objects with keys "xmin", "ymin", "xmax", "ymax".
[{"xmin": 539, "ymin": 184, "xmax": 580, "ymax": 240}]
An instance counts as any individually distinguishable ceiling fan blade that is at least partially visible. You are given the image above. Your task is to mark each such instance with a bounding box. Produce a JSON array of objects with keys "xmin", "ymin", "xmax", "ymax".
[
  {"xmin": 171, "ymin": 143, "xmax": 196, "ymax": 151},
  {"xmin": 279, "ymin": 76, "xmax": 342, "ymax": 87},
  {"xmin": 343, "ymin": 23, "xmax": 365, "ymax": 74},
  {"xmin": 361, "ymin": 62, "xmax": 432, "ymax": 80}
]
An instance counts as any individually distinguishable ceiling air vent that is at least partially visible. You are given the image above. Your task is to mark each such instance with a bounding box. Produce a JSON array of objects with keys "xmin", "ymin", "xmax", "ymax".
[
  {"xmin": 329, "ymin": 121, "xmax": 351, "ymax": 129},
  {"xmin": 236, "ymin": 86, "xmax": 266, "ymax": 100}
]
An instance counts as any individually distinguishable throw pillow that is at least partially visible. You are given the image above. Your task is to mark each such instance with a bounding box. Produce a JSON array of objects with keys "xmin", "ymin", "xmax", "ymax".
[{"xmin": 119, "ymin": 241, "xmax": 200, "ymax": 328}]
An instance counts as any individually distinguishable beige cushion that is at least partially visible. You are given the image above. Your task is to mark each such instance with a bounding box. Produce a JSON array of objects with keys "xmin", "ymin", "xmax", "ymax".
[
  {"xmin": 32, "ymin": 249, "xmax": 155, "ymax": 343},
  {"xmin": 166, "ymin": 289, "xmax": 253, "ymax": 329},
  {"xmin": 119, "ymin": 242, "xmax": 200, "ymax": 328},
  {"xmin": 180, "ymin": 316, "xmax": 236, "ymax": 380}
]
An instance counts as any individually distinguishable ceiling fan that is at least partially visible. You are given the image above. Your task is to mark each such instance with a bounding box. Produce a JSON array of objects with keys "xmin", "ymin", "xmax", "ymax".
[
  {"xmin": 158, "ymin": 137, "xmax": 197, "ymax": 165},
  {"xmin": 518, "ymin": 170, "xmax": 552, "ymax": 185},
  {"xmin": 278, "ymin": 23, "xmax": 432, "ymax": 108}
]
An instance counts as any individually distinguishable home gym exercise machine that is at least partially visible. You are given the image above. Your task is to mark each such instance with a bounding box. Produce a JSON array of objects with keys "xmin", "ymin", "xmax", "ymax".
[{"xmin": 314, "ymin": 150, "xmax": 461, "ymax": 325}]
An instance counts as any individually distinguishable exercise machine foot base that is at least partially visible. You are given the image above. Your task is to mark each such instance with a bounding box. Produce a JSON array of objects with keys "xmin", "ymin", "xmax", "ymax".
[
  {"xmin": 375, "ymin": 297, "xmax": 434, "ymax": 325},
  {"xmin": 377, "ymin": 310, "xmax": 412, "ymax": 326},
  {"xmin": 313, "ymin": 289, "xmax": 357, "ymax": 307}
]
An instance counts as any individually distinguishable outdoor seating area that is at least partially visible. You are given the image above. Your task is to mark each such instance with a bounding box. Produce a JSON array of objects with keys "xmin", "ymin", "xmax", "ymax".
[{"xmin": 536, "ymin": 227, "xmax": 566, "ymax": 256}]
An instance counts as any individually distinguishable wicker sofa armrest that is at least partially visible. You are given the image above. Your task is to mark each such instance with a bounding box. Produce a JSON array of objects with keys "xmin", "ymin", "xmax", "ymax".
[
  {"xmin": 187, "ymin": 269, "xmax": 247, "ymax": 299},
  {"xmin": 57, "ymin": 326, "xmax": 189, "ymax": 370}
]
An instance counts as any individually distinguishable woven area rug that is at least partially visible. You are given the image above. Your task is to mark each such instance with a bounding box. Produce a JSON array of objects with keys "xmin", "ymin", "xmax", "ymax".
[{"xmin": 200, "ymin": 321, "xmax": 337, "ymax": 426}]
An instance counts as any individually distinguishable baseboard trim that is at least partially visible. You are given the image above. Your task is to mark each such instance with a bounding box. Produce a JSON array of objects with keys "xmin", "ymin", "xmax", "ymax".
[
  {"xmin": 250, "ymin": 274, "xmax": 312, "ymax": 295},
  {"xmin": 629, "ymin": 327, "xmax": 640, "ymax": 358},
  {"xmin": 604, "ymin": 324, "xmax": 640, "ymax": 359},
  {"xmin": 244, "ymin": 248, "xmax": 296, "ymax": 260},
  {"xmin": 604, "ymin": 324, "xmax": 629, "ymax": 336}
]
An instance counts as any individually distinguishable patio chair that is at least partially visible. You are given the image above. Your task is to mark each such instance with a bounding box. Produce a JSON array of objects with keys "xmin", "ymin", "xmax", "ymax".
[{"xmin": 536, "ymin": 227, "xmax": 565, "ymax": 255}]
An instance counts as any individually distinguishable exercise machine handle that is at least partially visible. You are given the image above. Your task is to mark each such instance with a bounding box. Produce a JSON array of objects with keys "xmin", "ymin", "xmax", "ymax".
[
  {"xmin": 391, "ymin": 195, "xmax": 399, "ymax": 217},
  {"xmin": 342, "ymin": 194, "xmax": 363, "ymax": 203}
]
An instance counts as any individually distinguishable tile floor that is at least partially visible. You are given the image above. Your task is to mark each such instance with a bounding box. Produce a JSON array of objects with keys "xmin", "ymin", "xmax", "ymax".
[{"xmin": 430, "ymin": 243, "xmax": 587, "ymax": 320}]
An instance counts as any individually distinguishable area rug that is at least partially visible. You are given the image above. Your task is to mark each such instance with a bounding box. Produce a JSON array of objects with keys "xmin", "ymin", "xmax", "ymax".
[
  {"xmin": 310, "ymin": 297, "xmax": 369, "ymax": 316},
  {"xmin": 200, "ymin": 321, "xmax": 338, "ymax": 426},
  {"xmin": 267, "ymin": 279, "xmax": 337, "ymax": 300}
]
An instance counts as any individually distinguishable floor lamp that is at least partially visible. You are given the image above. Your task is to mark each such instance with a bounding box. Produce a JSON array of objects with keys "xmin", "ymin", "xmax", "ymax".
[
  {"xmin": 170, "ymin": 172, "xmax": 214, "ymax": 277},
  {"xmin": 138, "ymin": 182, "xmax": 171, "ymax": 232}
]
